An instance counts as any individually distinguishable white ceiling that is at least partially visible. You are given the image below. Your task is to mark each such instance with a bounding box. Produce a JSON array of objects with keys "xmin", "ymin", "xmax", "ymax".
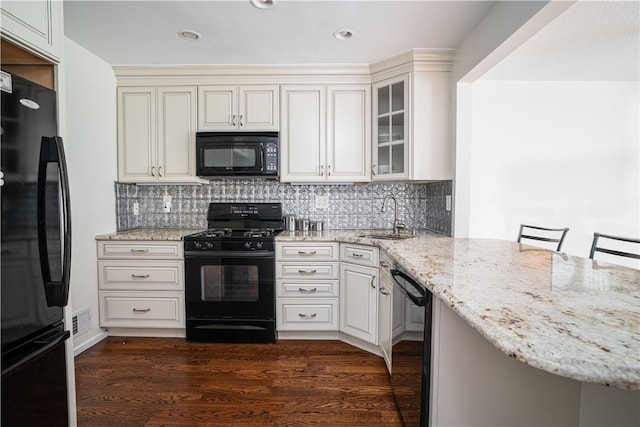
[
  {"xmin": 481, "ymin": 1, "xmax": 640, "ymax": 81},
  {"xmin": 63, "ymin": 0, "xmax": 496, "ymax": 66}
]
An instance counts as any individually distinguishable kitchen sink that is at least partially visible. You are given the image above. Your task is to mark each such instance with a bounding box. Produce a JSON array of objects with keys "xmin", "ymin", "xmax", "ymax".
[{"xmin": 357, "ymin": 233, "xmax": 415, "ymax": 240}]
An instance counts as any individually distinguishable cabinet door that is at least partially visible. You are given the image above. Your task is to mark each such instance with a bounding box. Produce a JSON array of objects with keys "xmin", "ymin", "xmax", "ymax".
[
  {"xmin": 117, "ymin": 87, "xmax": 157, "ymax": 183},
  {"xmin": 280, "ymin": 85, "xmax": 326, "ymax": 182},
  {"xmin": 197, "ymin": 85, "xmax": 237, "ymax": 131},
  {"xmin": 379, "ymin": 273, "xmax": 393, "ymax": 373},
  {"xmin": 157, "ymin": 86, "xmax": 197, "ymax": 181},
  {"xmin": 0, "ymin": 0, "xmax": 62, "ymax": 62},
  {"xmin": 340, "ymin": 263, "xmax": 378, "ymax": 344},
  {"xmin": 372, "ymin": 74, "xmax": 409, "ymax": 180},
  {"xmin": 239, "ymin": 85, "xmax": 279, "ymax": 131},
  {"xmin": 326, "ymin": 85, "xmax": 371, "ymax": 182}
]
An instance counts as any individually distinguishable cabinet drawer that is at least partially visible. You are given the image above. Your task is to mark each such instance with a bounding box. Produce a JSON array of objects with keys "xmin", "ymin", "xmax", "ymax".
[
  {"xmin": 99, "ymin": 292, "xmax": 184, "ymax": 328},
  {"xmin": 98, "ymin": 260, "xmax": 184, "ymax": 291},
  {"xmin": 277, "ymin": 280, "xmax": 339, "ymax": 298},
  {"xmin": 276, "ymin": 299, "xmax": 339, "ymax": 331},
  {"xmin": 276, "ymin": 262, "xmax": 339, "ymax": 279},
  {"xmin": 341, "ymin": 243, "xmax": 379, "ymax": 267},
  {"xmin": 276, "ymin": 243, "xmax": 339, "ymax": 261},
  {"xmin": 97, "ymin": 241, "xmax": 183, "ymax": 259}
]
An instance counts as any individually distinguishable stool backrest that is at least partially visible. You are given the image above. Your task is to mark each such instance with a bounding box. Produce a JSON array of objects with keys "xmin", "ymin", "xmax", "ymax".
[
  {"xmin": 517, "ymin": 224, "xmax": 569, "ymax": 252},
  {"xmin": 589, "ymin": 233, "xmax": 640, "ymax": 261}
]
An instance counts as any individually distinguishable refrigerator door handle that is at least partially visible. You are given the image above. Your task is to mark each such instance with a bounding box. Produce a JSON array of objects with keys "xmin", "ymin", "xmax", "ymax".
[
  {"xmin": 1, "ymin": 329, "xmax": 70, "ymax": 377},
  {"xmin": 37, "ymin": 136, "xmax": 72, "ymax": 307}
]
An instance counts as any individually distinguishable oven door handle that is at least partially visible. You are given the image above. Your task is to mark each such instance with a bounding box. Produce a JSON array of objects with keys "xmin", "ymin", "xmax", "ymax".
[{"xmin": 184, "ymin": 251, "xmax": 275, "ymax": 259}]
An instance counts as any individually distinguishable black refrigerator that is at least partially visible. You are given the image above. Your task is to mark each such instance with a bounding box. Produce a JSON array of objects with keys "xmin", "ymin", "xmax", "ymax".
[{"xmin": 1, "ymin": 71, "xmax": 72, "ymax": 426}]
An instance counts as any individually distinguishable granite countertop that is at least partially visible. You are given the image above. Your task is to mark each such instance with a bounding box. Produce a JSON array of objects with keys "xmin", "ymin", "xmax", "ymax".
[
  {"xmin": 95, "ymin": 228, "xmax": 204, "ymax": 241},
  {"xmin": 278, "ymin": 230, "xmax": 640, "ymax": 390},
  {"xmin": 94, "ymin": 228, "xmax": 640, "ymax": 390}
]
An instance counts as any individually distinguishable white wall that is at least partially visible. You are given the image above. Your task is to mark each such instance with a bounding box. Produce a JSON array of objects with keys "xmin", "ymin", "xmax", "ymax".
[
  {"xmin": 468, "ymin": 80, "xmax": 639, "ymax": 266},
  {"xmin": 63, "ymin": 37, "xmax": 117, "ymax": 353}
]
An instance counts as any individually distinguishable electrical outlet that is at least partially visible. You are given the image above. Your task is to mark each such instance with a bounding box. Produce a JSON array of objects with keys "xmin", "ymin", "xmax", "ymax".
[
  {"xmin": 133, "ymin": 203, "xmax": 139, "ymax": 216},
  {"xmin": 162, "ymin": 195, "xmax": 172, "ymax": 213},
  {"xmin": 314, "ymin": 194, "xmax": 329, "ymax": 209},
  {"xmin": 445, "ymin": 195, "xmax": 452, "ymax": 212}
]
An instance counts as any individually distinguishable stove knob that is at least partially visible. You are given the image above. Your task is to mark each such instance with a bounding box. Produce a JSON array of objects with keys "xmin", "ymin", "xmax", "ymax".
[
  {"xmin": 206, "ymin": 242, "xmax": 214, "ymax": 249},
  {"xmin": 256, "ymin": 242, "xmax": 264, "ymax": 249},
  {"xmin": 244, "ymin": 242, "xmax": 252, "ymax": 250},
  {"xmin": 194, "ymin": 242, "xmax": 202, "ymax": 249}
]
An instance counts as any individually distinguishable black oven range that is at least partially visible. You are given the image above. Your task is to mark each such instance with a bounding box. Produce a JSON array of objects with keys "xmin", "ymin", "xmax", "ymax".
[{"xmin": 183, "ymin": 203, "xmax": 284, "ymax": 343}]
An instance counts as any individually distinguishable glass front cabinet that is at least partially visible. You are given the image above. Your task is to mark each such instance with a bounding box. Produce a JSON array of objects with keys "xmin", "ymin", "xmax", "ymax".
[
  {"xmin": 373, "ymin": 74, "xmax": 409, "ymax": 179},
  {"xmin": 371, "ymin": 54, "xmax": 453, "ymax": 182}
]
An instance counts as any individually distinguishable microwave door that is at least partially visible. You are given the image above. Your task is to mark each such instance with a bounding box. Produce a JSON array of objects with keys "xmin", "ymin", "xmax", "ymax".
[{"xmin": 201, "ymin": 144, "xmax": 260, "ymax": 175}]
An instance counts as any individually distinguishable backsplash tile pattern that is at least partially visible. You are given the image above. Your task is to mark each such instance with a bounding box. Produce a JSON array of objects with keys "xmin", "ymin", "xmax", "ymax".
[{"xmin": 116, "ymin": 180, "xmax": 452, "ymax": 235}]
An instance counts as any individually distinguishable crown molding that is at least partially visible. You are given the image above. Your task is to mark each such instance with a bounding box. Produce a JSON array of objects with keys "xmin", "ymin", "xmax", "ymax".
[{"xmin": 370, "ymin": 48, "xmax": 455, "ymax": 82}]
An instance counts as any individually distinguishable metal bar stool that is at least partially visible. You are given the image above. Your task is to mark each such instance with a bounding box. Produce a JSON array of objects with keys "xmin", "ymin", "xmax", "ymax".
[
  {"xmin": 517, "ymin": 224, "xmax": 569, "ymax": 251},
  {"xmin": 589, "ymin": 232, "xmax": 640, "ymax": 260}
]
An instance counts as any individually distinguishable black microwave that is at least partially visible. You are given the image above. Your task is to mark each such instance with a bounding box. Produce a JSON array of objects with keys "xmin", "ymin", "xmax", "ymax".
[{"xmin": 196, "ymin": 132, "xmax": 279, "ymax": 178}]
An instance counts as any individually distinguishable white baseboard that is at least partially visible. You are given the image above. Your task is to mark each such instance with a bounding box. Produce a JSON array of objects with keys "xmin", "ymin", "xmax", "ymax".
[{"xmin": 73, "ymin": 330, "xmax": 109, "ymax": 357}]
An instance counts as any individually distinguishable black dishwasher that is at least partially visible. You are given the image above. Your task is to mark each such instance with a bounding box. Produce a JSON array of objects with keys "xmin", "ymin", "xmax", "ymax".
[{"xmin": 390, "ymin": 268, "xmax": 433, "ymax": 427}]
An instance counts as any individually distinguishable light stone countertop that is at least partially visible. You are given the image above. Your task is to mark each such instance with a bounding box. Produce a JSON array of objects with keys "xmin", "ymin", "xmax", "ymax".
[
  {"xmin": 94, "ymin": 228, "xmax": 640, "ymax": 390},
  {"xmin": 95, "ymin": 228, "xmax": 204, "ymax": 241},
  {"xmin": 277, "ymin": 230, "xmax": 640, "ymax": 390}
]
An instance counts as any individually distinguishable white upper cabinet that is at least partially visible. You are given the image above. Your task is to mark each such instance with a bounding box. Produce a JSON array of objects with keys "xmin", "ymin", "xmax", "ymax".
[
  {"xmin": 0, "ymin": 0, "xmax": 63, "ymax": 62},
  {"xmin": 371, "ymin": 49, "xmax": 454, "ymax": 181},
  {"xmin": 198, "ymin": 85, "xmax": 279, "ymax": 131},
  {"xmin": 280, "ymin": 84, "xmax": 371, "ymax": 183},
  {"xmin": 326, "ymin": 86, "xmax": 371, "ymax": 182},
  {"xmin": 118, "ymin": 86, "xmax": 197, "ymax": 183},
  {"xmin": 280, "ymin": 85, "xmax": 326, "ymax": 182}
]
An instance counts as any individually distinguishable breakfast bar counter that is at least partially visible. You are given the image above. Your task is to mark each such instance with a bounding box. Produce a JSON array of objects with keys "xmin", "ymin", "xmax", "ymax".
[{"xmin": 277, "ymin": 230, "xmax": 640, "ymax": 391}]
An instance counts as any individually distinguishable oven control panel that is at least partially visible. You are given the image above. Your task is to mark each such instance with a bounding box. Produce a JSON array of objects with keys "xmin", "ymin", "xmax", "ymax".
[{"xmin": 184, "ymin": 240, "xmax": 275, "ymax": 252}]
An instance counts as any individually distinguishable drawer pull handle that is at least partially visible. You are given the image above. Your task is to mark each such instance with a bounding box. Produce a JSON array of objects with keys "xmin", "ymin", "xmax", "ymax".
[
  {"xmin": 351, "ymin": 253, "xmax": 364, "ymax": 258},
  {"xmin": 130, "ymin": 249, "xmax": 149, "ymax": 253},
  {"xmin": 371, "ymin": 275, "xmax": 376, "ymax": 289},
  {"xmin": 380, "ymin": 287, "xmax": 390, "ymax": 296},
  {"xmin": 298, "ymin": 287, "xmax": 318, "ymax": 293},
  {"xmin": 380, "ymin": 261, "xmax": 390, "ymax": 268},
  {"xmin": 298, "ymin": 269, "xmax": 317, "ymax": 274},
  {"xmin": 298, "ymin": 313, "xmax": 317, "ymax": 319},
  {"xmin": 132, "ymin": 308, "xmax": 151, "ymax": 313},
  {"xmin": 131, "ymin": 274, "xmax": 150, "ymax": 279},
  {"xmin": 298, "ymin": 250, "xmax": 317, "ymax": 255}
]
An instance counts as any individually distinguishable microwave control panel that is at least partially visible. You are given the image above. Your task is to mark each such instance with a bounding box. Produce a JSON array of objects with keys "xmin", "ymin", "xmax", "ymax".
[{"xmin": 264, "ymin": 143, "xmax": 278, "ymax": 174}]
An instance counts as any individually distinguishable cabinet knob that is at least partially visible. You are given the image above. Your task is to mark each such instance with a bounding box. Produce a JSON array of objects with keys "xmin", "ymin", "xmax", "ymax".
[
  {"xmin": 158, "ymin": 166, "xmax": 163, "ymax": 177},
  {"xmin": 380, "ymin": 287, "xmax": 390, "ymax": 296},
  {"xmin": 371, "ymin": 275, "xmax": 376, "ymax": 289},
  {"xmin": 327, "ymin": 165, "xmax": 332, "ymax": 176},
  {"xmin": 239, "ymin": 115, "xmax": 244, "ymax": 126},
  {"xmin": 372, "ymin": 164, "xmax": 377, "ymax": 176},
  {"xmin": 151, "ymin": 166, "xmax": 156, "ymax": 177},
  {"xmin": 232, "ymin": 114, "xmax": 236, "ymax": 126},
  {"xmin": 319, "ymin": 165, "xmax": 324, "ymax": 177}
]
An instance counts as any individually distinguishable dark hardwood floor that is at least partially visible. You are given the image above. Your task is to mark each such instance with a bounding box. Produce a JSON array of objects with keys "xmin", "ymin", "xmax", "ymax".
[{"xmin": 74, "ymin": 337, "xmax": 403, "ymax": 426}]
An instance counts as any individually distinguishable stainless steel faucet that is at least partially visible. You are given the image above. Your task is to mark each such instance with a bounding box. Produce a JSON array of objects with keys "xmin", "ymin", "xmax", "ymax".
[{"xmin": 381, "ymin": 194, "xmax": 406, "ymax": 234}]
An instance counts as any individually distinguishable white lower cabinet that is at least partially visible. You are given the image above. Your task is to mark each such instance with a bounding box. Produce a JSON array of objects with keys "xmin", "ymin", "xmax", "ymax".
[
  {"xmin": 378, "ymin": 250, "xmax": 394, "ymax": 373},
  {"xmin": 276, "ymin": 242, "xmax": 340, "ymax": 332},
  {"xmin": 339, "ymin": 243, "xmax": 379, "ymax": 345},
  {"xmin": 96, "ymin": 240, "xmax": 185, "ymax": 336}
]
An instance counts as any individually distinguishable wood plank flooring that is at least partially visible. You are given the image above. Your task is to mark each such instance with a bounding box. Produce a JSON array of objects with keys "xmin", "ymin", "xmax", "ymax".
[{"xmin": 74, "ymin": 337, "xmax": 403, "ymax": 426}]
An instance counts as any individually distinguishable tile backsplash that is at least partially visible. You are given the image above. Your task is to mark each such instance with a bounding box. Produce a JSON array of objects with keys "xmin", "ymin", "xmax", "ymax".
[{"xmin": 115, "ymin": 180, "xmax": 452, "ymax": 235}]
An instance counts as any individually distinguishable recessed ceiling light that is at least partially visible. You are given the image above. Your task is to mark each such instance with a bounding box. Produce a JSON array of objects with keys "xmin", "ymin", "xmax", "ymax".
[
  {"xmin": 333, "ymin": 29, "xmax": 354, "ymax": 41},
  {"xmin": 250, "ymin": 0, "xmax": 275, "ymax": 10},
  {"xmin": 179, "ymin": 30, "xmax": 200, "ymax": 41}
]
